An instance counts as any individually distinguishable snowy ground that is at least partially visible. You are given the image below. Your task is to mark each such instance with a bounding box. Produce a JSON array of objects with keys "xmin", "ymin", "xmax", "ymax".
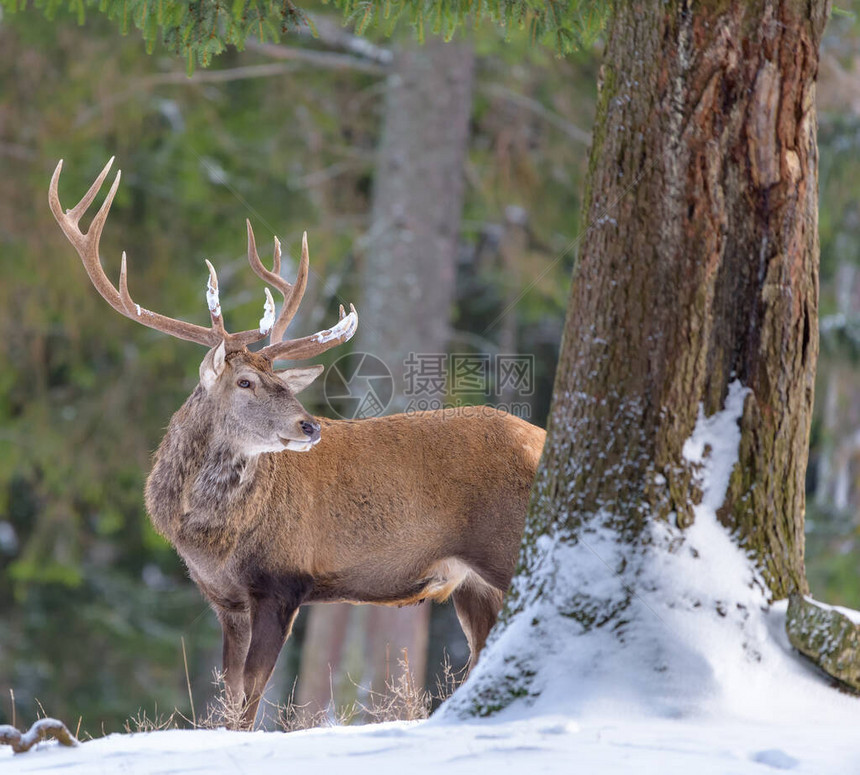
[
  {"xmin": 5, "ymin": 386, "xmax": 860, "ymax": 772},
  {"xmin": 2, "ymin": 685, "xmax": 860, "ymax": 775}
]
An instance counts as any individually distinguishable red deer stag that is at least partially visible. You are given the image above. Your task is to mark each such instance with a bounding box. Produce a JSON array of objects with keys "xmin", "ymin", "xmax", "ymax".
[{"xmin": 49, "ymin": 158, "xmax": 545, "ymax": 728}]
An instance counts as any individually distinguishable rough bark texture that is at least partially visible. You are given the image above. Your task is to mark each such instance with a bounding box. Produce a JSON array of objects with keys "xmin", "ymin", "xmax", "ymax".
[
  {"xmin": 298, "ymin": 37, "xmax": 474, "ymax": 711},
  {"xmin": 445, "ymin": 0, "xmax": 830, "ymax": 719},
  {"xmin": 522, "ymin": 0, "xmax": 825, "ymax": 598}
]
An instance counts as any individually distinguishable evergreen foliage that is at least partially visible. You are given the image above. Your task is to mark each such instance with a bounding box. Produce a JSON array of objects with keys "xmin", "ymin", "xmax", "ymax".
[{"xmin": 0, "ymin": 0, "xmax": 609, "ymax": 68}]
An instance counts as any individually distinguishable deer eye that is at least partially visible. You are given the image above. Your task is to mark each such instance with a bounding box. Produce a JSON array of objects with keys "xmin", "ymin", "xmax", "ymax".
[{"xmin": 237, "ymin": 378, "xmax": 252, "ymax": 389}]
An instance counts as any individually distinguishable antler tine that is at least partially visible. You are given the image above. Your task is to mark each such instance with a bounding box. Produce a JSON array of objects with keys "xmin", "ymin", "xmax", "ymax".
[
  {"xmin": 259, "ymin": 301, "xmax": 358, "ymax": 363},
  {"xmin": 271, "ymin": 235, "xmax": 282, "ymax": 276},
  {"xmin": 245, "ymin": 220, "xmax": 309, "ymax": 345},
  {"xmin": 274, "ymin": 231, "xmax": 310, "ymax": 343},
  {"xmin": 246, "ymin": 220, "xmax": 288, "ymax": 295},
  {"xmin": 49, "ymin": 158, "xmax": 126, "ymax": 316},
  {"xmin": 204, "ymin": 260, "xmax": 228, "ymax": 339},
  {"xmin": 118, "ymin": 252, "xmax": 134, "ymax": 312},
  {"xmin": 66, "ymin": 157, "xmax": 116, "ymax": 225}
]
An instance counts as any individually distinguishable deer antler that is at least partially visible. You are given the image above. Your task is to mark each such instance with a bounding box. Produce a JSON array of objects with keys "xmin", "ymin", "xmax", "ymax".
[
  {"xmin": 50, "ymin": 159, "xmax": 282, "ymax": 350},
  {"xmin": 259, "ymin": 301, "xmax": 358, "ymax": 362},
  {"xmin": 245, "ymin": 220, "xmax": 307, "ymax": 345},
  {"xmin": 245, "ymin": 221, "xmax": 358, "ymax": 362},
  {"xmin": 49, "ymin": 158, "xmax": 358, "ymax": 358}
]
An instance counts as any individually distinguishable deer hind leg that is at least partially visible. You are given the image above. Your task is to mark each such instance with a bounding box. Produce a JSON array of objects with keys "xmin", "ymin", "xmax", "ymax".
[{"xmin": 451, "ymin": 577, "xmax": 504, "ymax": 673}]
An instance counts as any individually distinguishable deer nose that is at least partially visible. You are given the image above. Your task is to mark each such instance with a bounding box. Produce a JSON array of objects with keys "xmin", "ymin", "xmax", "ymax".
[{"xmin": 299, "ymin": 420, "xmax": 320, "ymax": 442}]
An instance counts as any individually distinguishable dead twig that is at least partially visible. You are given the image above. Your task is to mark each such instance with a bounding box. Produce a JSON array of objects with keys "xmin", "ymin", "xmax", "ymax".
[
  {"xmin": 181, "ymin": 636, "xmax": 196, "ymax": 728},
  {"xmin": 0, "ymin": 719, "xmax": 79, "ymax": 753},
  {"xmin": 485, "ymin": 83, "xmax": 592, "ymax": 146}
]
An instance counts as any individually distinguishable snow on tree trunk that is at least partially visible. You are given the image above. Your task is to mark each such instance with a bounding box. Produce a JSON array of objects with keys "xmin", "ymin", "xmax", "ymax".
[
  {"xmin": 298, "ymin": 37, "xmax": 474, "ymax": 711},
  {"xmin": 446, "ymin": 0, "xmax": 828, "ymax": 717}
]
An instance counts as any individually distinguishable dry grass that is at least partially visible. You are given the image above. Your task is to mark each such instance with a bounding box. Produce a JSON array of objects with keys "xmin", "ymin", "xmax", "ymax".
[
  {"xmin": 196, "ymin": 671, "xmax": 248, "ymax": 731},
  {"xmin": 357, "ymin": 651, "xmax": 433, "ymax": 723},
  {"xmin": 123, "ymin": 707, "xmax": 181, "ymax": 734},
  {"xmin": 275, "ymin": 649, "xmax": 463, "ymax": 730},
  {"xmin": 275, "ymin": 683, "xmax": 358, "ymax": 732},
  {"xmin": 119, "ymin": 648, "xmax": 464, "ymax": 736}
]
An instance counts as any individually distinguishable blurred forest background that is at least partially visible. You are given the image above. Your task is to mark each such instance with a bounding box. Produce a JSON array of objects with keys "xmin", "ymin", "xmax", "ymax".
[{"xmin": 0, "ymin": 1, "xmax": 859, "ymax": 734}]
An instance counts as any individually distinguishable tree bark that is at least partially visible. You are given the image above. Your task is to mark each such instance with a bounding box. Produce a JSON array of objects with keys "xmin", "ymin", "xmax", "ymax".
[
  {"xmin": 298, "ymin": 36, "xmax": 474, "ymax": 712},
  {"xmin": 449, "ymin": 0, "xmax": 827, "ymax": 715}
]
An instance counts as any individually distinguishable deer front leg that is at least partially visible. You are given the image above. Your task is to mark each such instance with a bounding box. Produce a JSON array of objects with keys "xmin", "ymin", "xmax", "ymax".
[
  {"xmin": 241, "ymin": 592, "xmax": 305, "ymax": 729},
  {"xmin": 216, "ymin": 607, "xmax": 251, "ymax": 711}
]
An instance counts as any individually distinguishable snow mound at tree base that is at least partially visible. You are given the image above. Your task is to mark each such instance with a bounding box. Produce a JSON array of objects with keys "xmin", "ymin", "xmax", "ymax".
[
  {"xmin": 442, "ymin": 381, "xmax": 860, "ymax": 725},
  {"xmin": 442, "ymin": 528, "xmax": 860, "ymax": 725}
]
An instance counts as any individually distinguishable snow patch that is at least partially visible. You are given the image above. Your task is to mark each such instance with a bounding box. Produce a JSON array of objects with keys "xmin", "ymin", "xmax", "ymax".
[
  {"xmin": 4, "ymin": 715, "xmax": 860, "ymax": 774},
  {"xmin": 800, "ymin": 595, "xmax": 860, "ymax": 626},
  {"xmin": 259, "ymin": 288, "xmax": 275, "ymax": 335},
  {"xmin": 0, "ymin": 521, "xmax": 18, "ymax": 553},
  {"xmin": 683, "ymin": 380, "xmax": 749, "ymax": 513}
]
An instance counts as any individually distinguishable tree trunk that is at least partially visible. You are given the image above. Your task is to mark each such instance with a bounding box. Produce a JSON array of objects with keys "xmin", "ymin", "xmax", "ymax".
[
  {"xmin": 298, "ymin": 36, "xmax": 474, "ymax": 713},
  {"xmin": 448, "ymin": 0, "xmax": 827, "ymax": 715}
]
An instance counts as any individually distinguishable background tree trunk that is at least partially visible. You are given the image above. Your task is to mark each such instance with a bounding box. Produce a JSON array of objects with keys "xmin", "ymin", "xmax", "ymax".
[
  {"xmin": 298, "ymin": 36, "xmax": 475, "ymax": 712},
  {"xmin": 449, "ymin": 0, "xmax": 827, "ymax": 715}
]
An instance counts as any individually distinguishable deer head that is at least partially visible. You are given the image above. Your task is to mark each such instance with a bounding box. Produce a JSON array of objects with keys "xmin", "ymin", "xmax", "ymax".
[
  {"xmin": 199, "ymin": 345, "xmax": 325, "ymax": 454},
  {"xmin": 49, "ymin": 158, "xmax": 357, "ymax": 454}
]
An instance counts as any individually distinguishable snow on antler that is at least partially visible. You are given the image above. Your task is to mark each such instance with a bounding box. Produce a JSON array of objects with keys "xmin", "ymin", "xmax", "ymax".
[
  {"xmin": 205, "ymin": 261, "xmax": 222, "ymax": 319},
  {"xmin": 314, "ymin": 308, "xmax": 357, "ymax": 344},
  {"xmin": 259, "ymin": 288, "xmax": 276, "ymax": 335}
]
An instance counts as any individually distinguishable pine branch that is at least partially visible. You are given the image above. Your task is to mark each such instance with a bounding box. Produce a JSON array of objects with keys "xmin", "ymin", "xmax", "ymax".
[
  {"xmin": 244, "ymin": 39, "xmax": 388, "ymax": 74},
  {"xmin": 0, "ymin": 0, "xmax": 609, "ymax": 70},
  {"xmin": 296, "ymin": 11, "xmax": 393, "ymax": 65}
]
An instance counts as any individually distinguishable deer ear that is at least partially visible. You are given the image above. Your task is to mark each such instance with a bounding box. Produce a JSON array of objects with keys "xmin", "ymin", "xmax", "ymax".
[
  {"xmin": 275, "ymin": 364, "xmax": 324, "ymax": 394},
  {"xmin": 200, "ymin": 341, "xmax": 227, "ymax": 390}
]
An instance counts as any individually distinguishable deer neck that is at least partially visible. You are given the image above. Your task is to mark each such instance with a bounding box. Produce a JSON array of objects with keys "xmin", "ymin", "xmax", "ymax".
[{"xmin": 146, "ymin": 387, "xmax": 268, "ymax": 544}]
